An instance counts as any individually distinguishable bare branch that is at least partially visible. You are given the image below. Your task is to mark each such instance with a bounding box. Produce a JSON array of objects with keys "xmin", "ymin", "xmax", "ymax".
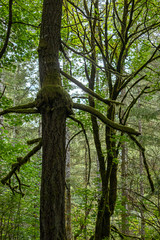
[
  {"xmin": 129, "ymin": 134, "xmax": 154, "ymax": 193},
  {"xmin": 73, "ymin": 102, "xmax": 140, "ymax": 136},
  {"xmin": 12, "ymin": 21, "xmax": 41, "ymax": 28},
  {"xmin": 61, "ymin": 70, "xmax": 122, "ymax": 106},
  {"xmin": 122, "ymin": 86, "xmax": 149, "ymax": 124},
  {"xmin": 69, "ymin": 115, "xmax": 91, "ymax": 184}
]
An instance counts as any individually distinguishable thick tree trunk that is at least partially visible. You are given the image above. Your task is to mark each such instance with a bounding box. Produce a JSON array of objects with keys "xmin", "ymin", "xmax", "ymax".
[
  {"xmin": 95, "ymin": 192, "xmax": 111, "ymax": 240},
  {"xmin": 38, "ymin": 0, "xmax": 72, "ymax": 239},
  {"xmin": 40, "ymin": 103, "xmax": 66, "ymax": 239}
]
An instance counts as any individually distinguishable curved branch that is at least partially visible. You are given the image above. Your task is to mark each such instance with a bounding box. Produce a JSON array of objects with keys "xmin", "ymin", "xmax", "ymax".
[
  {"xmin": 1, "ymin": 139, "xmax": 42, "ymax": 185},
  {"xmin": 111, "ymin": 225, "xmax": 141, "ymax": 239},
  {"xmin": 129, "ymin": 134, "xmax": 154, "ymax": 193},
  {"xmin": 0, "ymin": 0, "xmax": 13, "ymax": 59},
  {"xmin": 61, "ymin": 70, "xmax": 122, "ymax": 106},
  {"xmin": 73, "ymin": 103, "xmax": 140, "ymax": 136},
  {"xmin": 69, "ymin": 115, "xmax": 91, "ymax": 184},
  {"xmin": 122, "ymin": 86, "xmax": 149, "ymax": 124},
  {"xmin": 65, "ymin": 130, "xmax": 83, "ymax": 150}
]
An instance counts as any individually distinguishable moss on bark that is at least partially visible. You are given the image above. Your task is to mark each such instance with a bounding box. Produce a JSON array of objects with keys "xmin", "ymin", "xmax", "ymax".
[{"xmin": 36, "ymin": 85, "xmax": 73, "ymax": 115}]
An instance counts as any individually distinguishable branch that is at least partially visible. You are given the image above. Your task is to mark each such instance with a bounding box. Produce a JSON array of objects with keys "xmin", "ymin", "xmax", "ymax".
[
  {"xmin": 0, "ymin": 101, "xmax": 39, "ymax": 115},
  {"xmin": 1, "ymin": 139, "xmax": 42, "ymax": 185},
  {"xmin": 120, "ymin": 75, "xmax": 146, "ymax": 103},
  {"xmin": 0, "ymin": 108, "xmax": 39, "ymax": 115},
  {"xmin": 0, "ymin": 86, "xmax": 6, "ymax": 99},
  {"xmin": 111, "ymin": 225, "xmax": 142, "ymax": 239},
  {"xmin": 122, "ymin": 86, "xmax": 149, "ymax": 124},
  {"xmin": 61, "ymin": 41, "xmax": 105, "ymax": 72},
  {"xmin": 73, "ymin": 103, "xmax": 140, "ymax": 136},
  {"xmin": 120, "ymin": 45, "xmax": 160, "ymax": 91},
  {"xmin": 12, "ymin": 21, "xmax": 40, "ymax": 28},
  {"xmin": 27, "ymin": 138, "xmax": 42, "ymax": 145},
  {"xmin": 65, "ymin": 130, "xmax": 83, "ymax": 150},
  {"xmin": 61, "ymin": 70, "xmax": 122, "ymax": 106},
  {"xmin": 69, "ymin": 116, "xmax": 91, "ymax": 184},
  {"xmin": 129, "ymin": 134, "xmax": 154, "ymax": 193},
  {"xmin": 0, "ymin": 0, "xmax": 13, "ymax": 59}
]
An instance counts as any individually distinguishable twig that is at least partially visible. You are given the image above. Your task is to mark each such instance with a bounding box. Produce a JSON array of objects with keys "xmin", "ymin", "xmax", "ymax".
[{"xmin": 0, "ymin": 86, "xmax": 6, "ymax": 99}]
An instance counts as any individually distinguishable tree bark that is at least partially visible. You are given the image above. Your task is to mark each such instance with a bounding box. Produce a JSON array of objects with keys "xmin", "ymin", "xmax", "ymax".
[
  {"xmin": 38, "ymin": 0, "xmax": 72, "ymax": 239},
  {"xmin": 40, "ymin": 105, "xmax": 66, "ymax": 240}
]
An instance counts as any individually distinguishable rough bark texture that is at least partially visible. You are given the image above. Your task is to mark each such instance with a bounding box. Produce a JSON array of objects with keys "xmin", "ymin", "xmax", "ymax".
[
  {"xmin": 38, "ymin": 0, "xmax": 71, "ymax": 239},
  {"xmin": 40, "ymin": 99, "xmax": 67, "ymax": 240},
  {"xmin": 38, "ymin": 0, "xmax": 62, "ymax": 87}
]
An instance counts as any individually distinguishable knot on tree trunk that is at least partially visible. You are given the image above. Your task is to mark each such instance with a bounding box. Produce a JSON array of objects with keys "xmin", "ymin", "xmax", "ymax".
[{"xmin": 35, "ymin": 85, "xmax": 73, "ymax": 115}]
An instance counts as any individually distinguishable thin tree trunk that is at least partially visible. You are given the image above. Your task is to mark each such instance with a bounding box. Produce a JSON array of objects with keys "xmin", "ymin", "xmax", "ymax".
[
  {"xmin": 121, "ymin": 142, "xmax": 129, "ymax": 234},
  {"xmin": 121, "ymin": 88, "xmax": 129, "ymax": 234},
  {"xmin": 84, "ymin": 143, "xmax": 88, "ymax": 240},
  {"xmin": 139, "ymin": 120, "xmax": 145, "ymax": 239}
]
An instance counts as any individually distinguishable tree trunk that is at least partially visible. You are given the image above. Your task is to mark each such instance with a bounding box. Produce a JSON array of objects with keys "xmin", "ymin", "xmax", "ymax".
[
  {"xmin": 121, "ymin": 142, "xmax": 129, "ymax": 234},
  {"xmin": 139, "ymin": 120, "xmax": 145, "ymax": 239},
  {"xmin": 40, "ymin": 104, "xmax": 66, "ymax": 239},
  {"xmin": 38, "ymin": 0, "xmax": 72, "ymax": 239}
]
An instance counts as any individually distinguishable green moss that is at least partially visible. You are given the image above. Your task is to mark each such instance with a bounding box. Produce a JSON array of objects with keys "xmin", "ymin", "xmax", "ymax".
[
  {"xmin": 38, "ymin": 39, "xmax": 47, "ymax": 51},
  {"xmin": 43, "ymin": 71, "xmax": 61, "ymax": 86},
  {"xmin": 36, "ymin": 85, "xmax": 73, "ymax": 115}
]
